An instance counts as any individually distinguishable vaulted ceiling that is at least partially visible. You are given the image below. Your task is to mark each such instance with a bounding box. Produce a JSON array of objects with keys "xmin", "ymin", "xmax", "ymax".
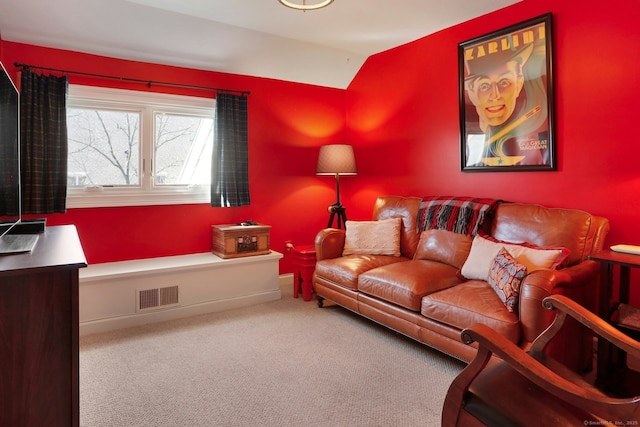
[{"xmin": 0, "ymin": 0, "xmax": 520, "ymax": 88}]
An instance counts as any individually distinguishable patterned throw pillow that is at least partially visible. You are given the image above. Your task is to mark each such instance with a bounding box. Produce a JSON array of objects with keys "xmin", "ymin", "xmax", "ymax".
[{"xmin": 487, "ymin": 247, "xmax": 527, "ymax": 312}]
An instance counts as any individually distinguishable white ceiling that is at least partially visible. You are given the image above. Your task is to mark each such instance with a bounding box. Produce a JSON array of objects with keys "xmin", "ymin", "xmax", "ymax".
[{"xmin": 0, "ymin": 0, "xmax": 520, "ymax": 89}]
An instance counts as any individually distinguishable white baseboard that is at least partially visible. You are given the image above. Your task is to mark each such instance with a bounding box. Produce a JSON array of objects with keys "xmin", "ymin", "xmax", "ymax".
[
  {"xmin": 279, "ymin": 273, "xmax": 294, "ymax": 287},
  {"xmin": 79, "ymin": 289, "xmax": 282, "ymax": 336}
]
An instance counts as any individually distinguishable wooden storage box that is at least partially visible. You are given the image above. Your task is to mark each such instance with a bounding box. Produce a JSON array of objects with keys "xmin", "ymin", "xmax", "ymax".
[{"xmin": 212, "ymin": 223, "xmax": 271, "ymax": 259}]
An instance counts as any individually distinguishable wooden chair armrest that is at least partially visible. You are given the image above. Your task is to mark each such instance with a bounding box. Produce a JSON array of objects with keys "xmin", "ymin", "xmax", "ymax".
[
  {"xmin": 534, "ymin": 295, "xmax": 640, "ymax": 359},
  {"xmin": 450, "ymin": 324, "xmax": 640, "ymax": 424},
  {"xmin": 461, "ymin": 324, "xmax": 613, "ymax": 402}
]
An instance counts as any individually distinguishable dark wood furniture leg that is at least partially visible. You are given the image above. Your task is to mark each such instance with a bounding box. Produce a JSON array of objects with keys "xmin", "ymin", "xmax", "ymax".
[{"xmin": 597, "ymin": 262, "xmax": 613, "ymax": 386}]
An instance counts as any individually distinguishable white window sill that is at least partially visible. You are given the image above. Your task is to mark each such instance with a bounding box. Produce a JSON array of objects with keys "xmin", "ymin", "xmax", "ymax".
[{"xmin": 66, "ymin": 188, "xmax": 210, "ymax": 208}]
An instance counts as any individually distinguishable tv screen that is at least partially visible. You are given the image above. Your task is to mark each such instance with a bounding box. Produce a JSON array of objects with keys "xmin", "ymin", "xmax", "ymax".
[{"xmin": 0, "ymin": 61, "xmax": 20, "ymax": 238}]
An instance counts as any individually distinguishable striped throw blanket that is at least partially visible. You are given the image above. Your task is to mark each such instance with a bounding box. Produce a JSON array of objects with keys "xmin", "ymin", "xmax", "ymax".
[{"xmin": 417, "ymin": 196, "xmax": 501, "ymax": 236}]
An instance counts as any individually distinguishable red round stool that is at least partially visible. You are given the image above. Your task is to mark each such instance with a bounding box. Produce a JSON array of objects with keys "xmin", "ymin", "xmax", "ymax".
[{"xmin": 291, "ymin": 245, "xmax": 317, "ymax": 301}]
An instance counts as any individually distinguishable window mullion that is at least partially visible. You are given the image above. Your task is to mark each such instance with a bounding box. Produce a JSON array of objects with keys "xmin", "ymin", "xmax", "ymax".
[{"xmin": 141, "ymin": 106, "xmax": 154, "ymax": 192}]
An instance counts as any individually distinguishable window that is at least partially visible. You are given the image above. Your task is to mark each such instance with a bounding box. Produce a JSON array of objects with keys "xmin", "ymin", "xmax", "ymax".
[{"xmin": 66, "ymin": 85, "xmax": 215, "ymax": 208}]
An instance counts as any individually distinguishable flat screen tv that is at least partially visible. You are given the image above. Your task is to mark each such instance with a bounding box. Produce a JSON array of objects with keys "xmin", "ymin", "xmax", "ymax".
[{"xmin": 0, "ymin": 61, "xmax": 21, "ymax": 238}]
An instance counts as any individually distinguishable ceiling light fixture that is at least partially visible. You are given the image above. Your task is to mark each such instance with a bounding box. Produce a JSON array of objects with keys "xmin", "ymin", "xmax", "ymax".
[{"xmin": 278, "ymin": 0, "xmax": 334, "ymax": 11}]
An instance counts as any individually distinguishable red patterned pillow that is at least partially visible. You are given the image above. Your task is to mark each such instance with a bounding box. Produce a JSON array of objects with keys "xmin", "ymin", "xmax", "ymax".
[{"xmin": 488, "ymin": 247, "xmax": 527, "ymax": 312}]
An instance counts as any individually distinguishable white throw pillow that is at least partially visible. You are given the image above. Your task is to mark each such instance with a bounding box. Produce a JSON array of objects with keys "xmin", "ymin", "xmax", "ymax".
[
  {"xmin": 342, "ymin": 218, "xmax": 402, "ymax": 257},
  {"xmin": 460, "ymin": 234, "xmax": 569, "ymax": 281}
]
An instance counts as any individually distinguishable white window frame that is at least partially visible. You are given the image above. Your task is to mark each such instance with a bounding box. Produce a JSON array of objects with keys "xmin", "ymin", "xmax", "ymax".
[{"xmin": 66, "ymin": 85, "xmax": 215, "ymax": 208}]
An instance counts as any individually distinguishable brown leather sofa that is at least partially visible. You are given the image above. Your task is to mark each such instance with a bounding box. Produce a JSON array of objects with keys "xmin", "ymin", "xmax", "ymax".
[{"xmin": 313, "ymin": 196, "xmax": 610, "ymax": 370}]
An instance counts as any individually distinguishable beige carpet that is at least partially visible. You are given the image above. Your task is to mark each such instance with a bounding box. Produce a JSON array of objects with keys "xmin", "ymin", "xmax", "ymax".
[{"xmin": 80, "ymin": 283, "xmax": 464, "ymax": 427}]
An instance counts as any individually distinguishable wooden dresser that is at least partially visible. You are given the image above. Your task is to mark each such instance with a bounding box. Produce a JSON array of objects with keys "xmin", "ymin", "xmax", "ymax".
[{"xmin": 0, "ymin": 225, "xmax": 87, "ymax": 427}]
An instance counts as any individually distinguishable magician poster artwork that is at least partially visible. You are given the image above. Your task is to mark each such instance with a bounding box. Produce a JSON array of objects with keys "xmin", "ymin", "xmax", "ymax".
[{"xmin": 459, "ymin": 14, "xmax": 555, "ymax": 171}]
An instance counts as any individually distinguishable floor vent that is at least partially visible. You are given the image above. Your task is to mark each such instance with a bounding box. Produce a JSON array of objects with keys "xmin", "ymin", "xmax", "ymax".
[{"xmin": 137, "ymin": 286, "xmax": 179, "ymax": 312}]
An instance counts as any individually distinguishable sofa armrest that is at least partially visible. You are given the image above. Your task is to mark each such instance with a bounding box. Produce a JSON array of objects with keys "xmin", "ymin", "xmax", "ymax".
[
  {"xmin": 519, "ymin": 260, "xmax": 601, "ymax": 352},
  {"xmin": 314, "ymin": 228, "xmax": 346, "ymax": 260},
  {"xmin": 519, "ymin": 260, "xmax": 600, "ymax": 369}
]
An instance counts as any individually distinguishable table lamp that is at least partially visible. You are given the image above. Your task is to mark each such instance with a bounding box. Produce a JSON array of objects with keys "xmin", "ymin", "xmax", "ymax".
[{"xmin": 316, "ymin": 144, "xmax": 357, "ymax": 229}]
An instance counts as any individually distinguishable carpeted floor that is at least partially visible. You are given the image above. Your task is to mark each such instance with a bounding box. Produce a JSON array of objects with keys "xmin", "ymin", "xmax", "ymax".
[{"xmin": 80, "ymin": 283, "xmax": 464, "ymax": 426}]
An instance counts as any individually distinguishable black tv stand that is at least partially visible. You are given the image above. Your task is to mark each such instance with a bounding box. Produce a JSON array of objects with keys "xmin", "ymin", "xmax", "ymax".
[{"xmin": 9, "ymin": 218, "xmax": 46, "ymax": 234}]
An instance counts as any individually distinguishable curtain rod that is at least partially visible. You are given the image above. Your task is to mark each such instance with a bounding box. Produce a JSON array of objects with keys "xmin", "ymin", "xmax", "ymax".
[{"xmin": 14, "ymin": 62, "xmax": 250, "ymax": 96}]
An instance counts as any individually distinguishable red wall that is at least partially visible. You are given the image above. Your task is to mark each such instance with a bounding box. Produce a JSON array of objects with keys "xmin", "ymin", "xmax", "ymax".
[
  {"xmin": 1, "ymin": 42, "xmax": 347, "ymax": 272},
  {"xmin": 345, "ymin": 0, "xmax": 640, "ymax": 303},
  {"xmin": 2, "ymin": 0, "xmax": 639, "ymax": 305}
]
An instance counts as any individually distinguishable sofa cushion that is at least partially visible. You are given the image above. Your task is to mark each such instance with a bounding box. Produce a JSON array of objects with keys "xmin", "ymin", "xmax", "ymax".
[
  {"xmin": 358, "ymin": 260, "xmax": 464, "ymax": 311},
  {"xmin": 491, "ymin": 203, "xmax": 596, "ymax": 266},
  {"xmin": 343, "ymin": 218, "xmax": 402, "ymax": 256},
  {"xmin": 413, "ymin": 229, "xmax": 473, "ymax": 269},
  {"xmin": 421, "ymin": 280, "xmax": 520, "ymax": 344},
  {"xmin": 460, "ymin": 234, "xmax": 569, "ymax": 281},
  {"xmin": 488, "ymin": 248, "xmax": 528, "ymax": 312},
  {"xmin": 314, "ymin": 255, "xmax": 408, "ymax": 290}
]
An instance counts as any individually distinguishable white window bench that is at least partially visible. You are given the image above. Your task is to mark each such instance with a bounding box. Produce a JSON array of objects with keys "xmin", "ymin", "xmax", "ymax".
[{"xmin": 79, "ymin": 251, "xmax": 283, "ymax": 336}]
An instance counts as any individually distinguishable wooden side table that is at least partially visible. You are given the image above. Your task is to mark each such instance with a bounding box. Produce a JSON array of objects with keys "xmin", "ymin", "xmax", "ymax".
[
  {"xmin": 589, "ymin": 249, "xmax": 640, "ymax": 322},
  {"xmin": 291, "ymin": 245, "xmax": 317, "ymax": 301},
  {"xmin": 588, "ymin": 249, "xmax": 640, "ymax": 393}
]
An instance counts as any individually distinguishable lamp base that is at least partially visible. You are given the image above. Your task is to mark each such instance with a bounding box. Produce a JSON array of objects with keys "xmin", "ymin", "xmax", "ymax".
[{"xmin": 327, "ymin": 203, "xmax": 347, "ymax": 229}]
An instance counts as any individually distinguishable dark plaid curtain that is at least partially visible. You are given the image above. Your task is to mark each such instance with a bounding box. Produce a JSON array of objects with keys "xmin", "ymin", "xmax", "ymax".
[
  {"xmin": 0, "ymin": 77, "xmax": 19, "ymax": 216},
  {"xmin": 211, "ymin": 92, "xmax": 250, "ymax": 207},
  {"xmin": 20, "ymin": 70, "xmax": 68, "ymax": 213}
]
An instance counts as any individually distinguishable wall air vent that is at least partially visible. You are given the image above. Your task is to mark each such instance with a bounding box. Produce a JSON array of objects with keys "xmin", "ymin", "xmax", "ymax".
[{"xmin": 136, "ymin": 286, "xmax": 179, "ymax": 312}]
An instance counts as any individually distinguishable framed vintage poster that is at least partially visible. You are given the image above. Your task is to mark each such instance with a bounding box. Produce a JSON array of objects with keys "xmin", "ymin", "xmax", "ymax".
[{"xmin": 459, "ymin": 13, "xmax": 555, "ymax": 172}]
